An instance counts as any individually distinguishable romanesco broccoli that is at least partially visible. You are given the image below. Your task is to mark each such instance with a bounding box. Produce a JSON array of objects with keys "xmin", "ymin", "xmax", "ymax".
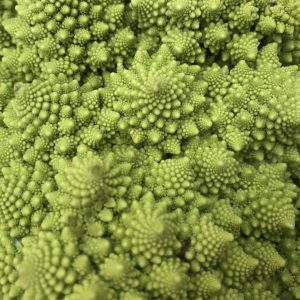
[{"xmin": 0, "ymin": 0, "xmax": 300, "ymax": 299}]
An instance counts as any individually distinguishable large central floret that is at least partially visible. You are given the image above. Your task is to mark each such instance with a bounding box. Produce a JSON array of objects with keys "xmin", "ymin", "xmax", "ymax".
[{"xmin": 101, "ymin": 45, "xmax": 205, "ymax": 147}]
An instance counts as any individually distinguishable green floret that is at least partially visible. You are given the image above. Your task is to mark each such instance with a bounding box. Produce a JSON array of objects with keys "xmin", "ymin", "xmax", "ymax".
[
  {"xmin": 224, "ymin": 32, "xmax": 259, "ymax": 63},
  {"xmin": 203, "ymin": 22, "xmax": 231, "ymax": 54},
  {"xmin": 131, "ymin": 0, "xmax": 168, "ymax": 30},
  {"xmin": 200, "ymin": 0, "xmax": 225, "ymax": 22},
  {"xmin": 65, "ymin": 274, "xmax": 116, "ymax": 300},
  {"xmin": 166, "ymin": 0, "xmax": 202, "ymax": 29},
  {"xmin": 87, "ymin": 42, "xmax": 112, "ymax": 70},
  {"xmin": 162, "ymin": 28, "xmax": 205, "ymax": 64},
  {"xmin": 47, "ymin": 149, "xmax": 132, "ymax": 210},
  {"xmin": 192, "ymin": 136, "xmax": 241, "ymax": 194},
  {"xmin": 242, "ymin": 238, "xmax": 286, "ymax": 279},
  {"xmin": 120, "ymin": 290, "xmax": 149, "ymax": 300},
  {"xmin": 114, "ymin": 193, "xmax": 182, "ymax": 266},
  {"xmin": 0, "ymin": 229, "xmax": 22, "ymax": 300},
  {"xmin": 1, "ymin": 0, "xmax": 300, "ymax": 299},
  {"xmin": 16, "ymin": 231, "xmax": 89, "ymax": 300},
  {"xmin": 211, "ymin": 288, "xmax": 244, "ymax": 300},
  {"xmin": 101, "ymin": 45, "xmax": 204, "ymax": 145},
  {"xmin": 99, "ymin": 253, "xmax": 140, "ymax": 290},
  {"xmin": 243, "ymin": 282, "xmax": 279, "ymax": 300},
  {"xmin": 209, "ymin": 199, "xmax": 242, "ymax": 235},
  {"xmin": 185, "ymin": 216, "xmax": 234, "ymax": 271},
  {"xmin": 0, "ymin": 160, "xmax": 52, "ymax": 238},
  {"xmin": 242, "ymin": 188, "xmax": 296, "ymax": 237},
  {"xmin": 145, "ymin": 258, "xmax": 190, "ymax": 299},
  {"xmin": 220, "ymin": 242, "xmax": 259, "ymax": 288},
  {"xmin": 279, "ymin": 235, "xmax": 300, "ymax": 299},
  {"xmin": 192, "ymin": 272, "xmax": 222, "ymax": 298},
  {"xmin": 3, "ymin": 73, "xmax": 81, "ymax": 142},
  {"xmin": 145, "ymin": 157, "xmax": 199, "ymax": 206},
  {"xmin": 228, "ymin": 2, "xmax": 259, "ymax": 31}
]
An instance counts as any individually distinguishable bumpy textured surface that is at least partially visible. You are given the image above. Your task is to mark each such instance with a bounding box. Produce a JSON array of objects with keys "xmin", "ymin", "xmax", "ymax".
[{"xmin": 0, "ymin": 0, "xmax": 300, "ymax": 299}]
